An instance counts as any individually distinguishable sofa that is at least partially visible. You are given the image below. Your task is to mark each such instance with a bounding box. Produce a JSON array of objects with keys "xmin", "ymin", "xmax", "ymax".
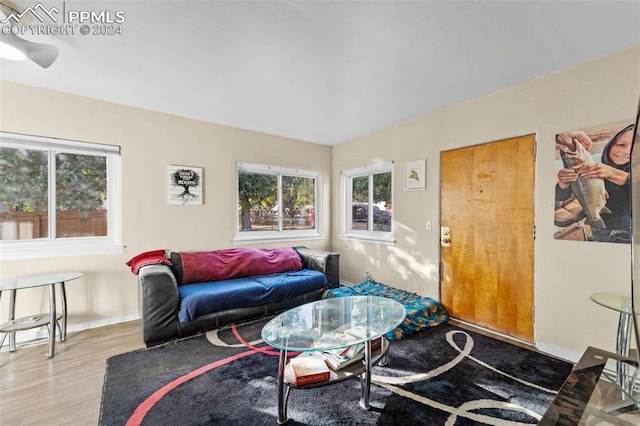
[{"xmin": 131, "ymin": 246, "xmax": 339, "ymax": 346}]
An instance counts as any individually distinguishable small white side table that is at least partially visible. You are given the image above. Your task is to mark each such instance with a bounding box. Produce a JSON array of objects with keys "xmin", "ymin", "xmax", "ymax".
[{"xmin": 0, "ymin": 272, "xmax": 83, "ymax": 358}]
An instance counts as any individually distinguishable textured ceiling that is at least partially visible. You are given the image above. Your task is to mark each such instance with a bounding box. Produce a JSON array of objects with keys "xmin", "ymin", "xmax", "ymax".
[{"xmin": 1, "ymin": 0, "xmax": 639, "ymax": 144}]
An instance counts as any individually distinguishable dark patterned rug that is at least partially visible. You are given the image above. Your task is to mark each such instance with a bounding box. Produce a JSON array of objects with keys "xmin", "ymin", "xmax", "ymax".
[{"xmin": 100, "ymin": 318, "xmax": 573, "ymax": 425}]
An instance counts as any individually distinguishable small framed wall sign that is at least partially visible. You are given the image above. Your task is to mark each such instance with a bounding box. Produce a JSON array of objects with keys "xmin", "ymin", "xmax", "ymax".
[
  {"xmin": 168, "ymin": 165, "xmax": 203, "ymax": 205},
  {"xmin": 405, "ymin": 159, "xmax": 426, "ymax": 191}
]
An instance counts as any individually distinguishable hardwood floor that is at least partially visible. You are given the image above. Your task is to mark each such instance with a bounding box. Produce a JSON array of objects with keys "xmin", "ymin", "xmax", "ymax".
[{"xmin": 0, "ymin": 320, "xmax": 144, "ymax": 425}]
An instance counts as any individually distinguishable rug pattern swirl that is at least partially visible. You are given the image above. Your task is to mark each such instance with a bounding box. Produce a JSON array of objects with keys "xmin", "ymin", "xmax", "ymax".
[{"xmin": 100, "ymin": 319, "xmax": 572, "ymax": 425}]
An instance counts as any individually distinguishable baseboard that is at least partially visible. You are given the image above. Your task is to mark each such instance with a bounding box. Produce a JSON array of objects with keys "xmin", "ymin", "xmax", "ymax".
[
  {"xmin": 0, "ymin": 312, "xmax": 140, "ymax": 351},
  {"xmin": 536, "ymin": 341, "xmax": 582, "ymax": 364}
]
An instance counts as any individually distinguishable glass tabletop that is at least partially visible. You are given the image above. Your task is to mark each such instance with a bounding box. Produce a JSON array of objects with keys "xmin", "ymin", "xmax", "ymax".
[
  {"xmin": 541, "ymin": 346, "xmax": 640, "ymax": 424},
  {"xmin": 261, "ymin": 296, "xmax": 406, "ymax": 352},
  {"xmin": 590, "ymin": 292, "xmax": 634, "ymax": 314},
  {"xmin": 0, "ymin": 272, "xmax": 83, "ymax": 291}
]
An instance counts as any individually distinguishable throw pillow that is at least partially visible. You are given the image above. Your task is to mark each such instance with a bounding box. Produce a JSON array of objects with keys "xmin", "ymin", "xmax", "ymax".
[{"xmin": 126, "ymin": 249, "xmax": 171, "ymax": 274}]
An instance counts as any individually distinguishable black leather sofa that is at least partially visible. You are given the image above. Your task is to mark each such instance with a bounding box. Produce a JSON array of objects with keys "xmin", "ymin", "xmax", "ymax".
[{"xmin": 137, "ymin": 246, "xmax": 339, "ymax": 346}]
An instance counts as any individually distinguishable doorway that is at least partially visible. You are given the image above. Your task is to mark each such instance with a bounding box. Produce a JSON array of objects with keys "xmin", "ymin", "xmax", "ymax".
[{"xmin": 440, "ymin": 134, "xmax": 536, "ymax": 342}]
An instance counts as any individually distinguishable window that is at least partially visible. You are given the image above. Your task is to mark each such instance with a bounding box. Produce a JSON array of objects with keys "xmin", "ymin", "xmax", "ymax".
[
  {"xmin": 235, "ymin": 162, "xmax": 322, "ymax": 243},
  {"xmin": 0, "ymin": 132, "xmax": 121, "ymax": 259},
  {"xmin": 341, "ymin": 162, "xmax": 394, "ymax": 244}
]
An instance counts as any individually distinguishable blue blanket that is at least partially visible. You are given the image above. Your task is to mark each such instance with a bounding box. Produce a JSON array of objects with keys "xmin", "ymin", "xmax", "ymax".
[
  {"xmin": 178, "ymin": 269, "xmax": 326, "ymax": 322},
  {"xmin": 323, "ymin": 279, "xmax": 449, "ymax": 339}
]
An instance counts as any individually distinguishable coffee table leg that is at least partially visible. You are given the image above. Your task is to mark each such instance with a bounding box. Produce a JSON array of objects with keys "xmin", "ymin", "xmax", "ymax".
[
  {"xmin": 359, "ymin": 339, "xmax": 372, "ymax": 409},
  {"xmin": 277, "ymin": 349, "xmax": 290, "ymax": 424}
]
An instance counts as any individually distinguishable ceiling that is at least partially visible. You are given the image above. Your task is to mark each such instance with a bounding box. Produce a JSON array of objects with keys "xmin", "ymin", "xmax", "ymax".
[{"xmin": 1, "ymin": 1, "xmax": 639, "ymax": 145}]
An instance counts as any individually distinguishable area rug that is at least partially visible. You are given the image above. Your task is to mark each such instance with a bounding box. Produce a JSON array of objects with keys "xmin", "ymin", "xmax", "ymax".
[{"xmin": 100, "ymin": 318, "xmax": 573, "ymax": 425}]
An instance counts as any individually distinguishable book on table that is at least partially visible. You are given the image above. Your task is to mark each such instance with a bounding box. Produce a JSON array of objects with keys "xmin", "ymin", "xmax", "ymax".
[
  {"xmin": 322, "ymin": 343, "xmax": 364, "ymax": 370},
  {"xmin": 289, "ymin": 354, "xmax": 331, "ymax": 385},
  {"xmin": 321, "ymin": 337, "xmax": 383, "ymax": 370}
]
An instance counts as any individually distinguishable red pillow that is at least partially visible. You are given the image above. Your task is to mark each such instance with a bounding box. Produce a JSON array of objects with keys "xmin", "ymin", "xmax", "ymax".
[{"xmin": 126, "ymin": 250, "xmax": 171, "ymax": 274}]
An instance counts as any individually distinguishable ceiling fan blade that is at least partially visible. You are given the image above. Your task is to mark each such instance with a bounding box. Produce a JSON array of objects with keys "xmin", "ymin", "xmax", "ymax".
[{"xmin": 0, "ymin": 32, "xmax": 58, "ymax": 68}]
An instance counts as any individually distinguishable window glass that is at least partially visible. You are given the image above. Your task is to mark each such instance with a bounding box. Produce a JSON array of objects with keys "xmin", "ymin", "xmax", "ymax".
[
  {"xmin": 238, "ymin": 171, "xmax": 278, "ymax": 232},
  {"xmin": 351, "ymin": 175, "xmax": 368, "ymax": 230},
  {"xmin": 56, "ymin": 152, "xmax": 108, "ymax": 238},
  {"xmin": 0, "ymin": 146, "xmax": 49, "ymax": 240},
  {"xmin": 282, "ymin": 175, "xmax": 315, "ymax": 231},
  {"xmin": 235, "ymin": 163, "xmax": 321, "ymax": 242},
  {"xmin": 373, "ymin": 172, "xmax": 392, "ymax": 232},
  {"xmin": 341, "ymin": 162, "xmax": 393, "ymax": 243}
]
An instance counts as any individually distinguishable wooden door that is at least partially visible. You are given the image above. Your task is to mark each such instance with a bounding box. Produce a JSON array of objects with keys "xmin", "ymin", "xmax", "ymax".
[{"xmin": 440, "ymin": 135, "xmax": 536, "ymax": 342}]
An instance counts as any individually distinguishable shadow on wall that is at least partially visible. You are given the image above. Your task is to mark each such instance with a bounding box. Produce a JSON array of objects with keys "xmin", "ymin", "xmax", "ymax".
[{"xmin": 344, "ymin": 221, "xmax": 439, "ymax": 296}]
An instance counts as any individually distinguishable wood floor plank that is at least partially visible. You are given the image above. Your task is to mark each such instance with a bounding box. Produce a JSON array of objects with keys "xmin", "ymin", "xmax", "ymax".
[{"xmin": 0, "ymin": 320, "xmax": 143, "ymax": 425}]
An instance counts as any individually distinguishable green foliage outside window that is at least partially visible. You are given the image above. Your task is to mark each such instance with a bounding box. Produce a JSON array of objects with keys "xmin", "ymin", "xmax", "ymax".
[
  {"xmin": 56, "ymin": 153, "xmax": 107, "ymax": 212},
  {"xmin": 0, "ymin": 147, "xmax": 48, "ymax": 212},
  {"xmin": 352, "ymin": 172, "xmax": 391, "ymax": 206},
  {"xmin": 0, "ymin": 147, "xmax": 107, "ymax": 213},
  {"xmin": 238, "ymin": 170, "xmax": 316, "ymax": 232},
  {"xmin": 238, "ymin": 172, "xmax": 277, "ymax": 230}
]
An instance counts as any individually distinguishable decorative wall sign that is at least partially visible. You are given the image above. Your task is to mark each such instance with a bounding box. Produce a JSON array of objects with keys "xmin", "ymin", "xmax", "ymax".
[
  {"xmin": 405, "ymin": 159, "xmax": 426, "ymax": 191},
  {"xmin": 168, "ymin": 165, "xmax": 203, "ymax": 205}
]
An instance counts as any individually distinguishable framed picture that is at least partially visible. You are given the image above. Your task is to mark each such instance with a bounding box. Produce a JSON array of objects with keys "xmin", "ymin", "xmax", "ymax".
[
  {"xmin": 168, "ymin": 165, "xmax": 203, "ymax": 205},
  {"xmin": 405, "ymin": 159, "xmax": 426, "ymax": 191}
]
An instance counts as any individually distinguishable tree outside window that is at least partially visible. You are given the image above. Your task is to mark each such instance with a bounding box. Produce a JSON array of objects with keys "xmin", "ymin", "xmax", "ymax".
[
  {"xmin": 236, "ymin": 163, "xmax": 320, "ymax": 241},
  {"xmin": 282, "ymin": 176, "xmax": 315, "ymax": 230},
  {"xmin": 238, "ymin": 172, "xmax": 277, "ymax": 231}
]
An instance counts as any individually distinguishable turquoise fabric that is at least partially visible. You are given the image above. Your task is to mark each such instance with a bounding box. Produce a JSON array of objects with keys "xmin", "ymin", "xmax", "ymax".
[{"xmin": 323, "ymin": 279, "xmax": 449, "ymax": 339}]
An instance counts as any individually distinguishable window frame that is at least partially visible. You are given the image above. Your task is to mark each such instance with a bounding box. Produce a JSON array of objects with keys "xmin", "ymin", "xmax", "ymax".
[
  {"xmin": 234, "ymin": 162, "xmax": 323, "ymax": 244},
  {"xmin": 0, "ymin": 132, "xmax": 122, "ymax": 260},
  {"xmin": 340, "ymin": 161, "xmax": 395, "ymax": 245}
]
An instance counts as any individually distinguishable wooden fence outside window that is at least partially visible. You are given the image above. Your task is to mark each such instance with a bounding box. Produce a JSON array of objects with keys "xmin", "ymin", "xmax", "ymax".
[{"xmin": 0, "ymin": 210, "xmax": 107, "ymax": 240}]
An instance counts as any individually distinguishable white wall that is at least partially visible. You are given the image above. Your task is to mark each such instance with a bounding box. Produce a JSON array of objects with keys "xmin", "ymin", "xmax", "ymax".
[
  {"xmin": 2, "ymin": 46, "xmax": 639, "ymax": 361},
  {"xmin": 0, "ymin": 81, "xmax": 333, "ymax": 341},
  {"xmin": 332, "ymin": 46, "xmax": 640, "ymax": 361}
]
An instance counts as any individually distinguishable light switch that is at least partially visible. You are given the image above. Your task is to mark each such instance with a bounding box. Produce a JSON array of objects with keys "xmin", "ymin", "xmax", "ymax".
[{"xmin": 425, "ymin": 221, "xmax": 432, "ymax": 230}]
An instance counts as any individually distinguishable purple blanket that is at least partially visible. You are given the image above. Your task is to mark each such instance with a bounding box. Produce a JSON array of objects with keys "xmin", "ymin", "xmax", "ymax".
[{"xmin": 178, "ymin": 247, "xmax": 302, "ymax": 285}]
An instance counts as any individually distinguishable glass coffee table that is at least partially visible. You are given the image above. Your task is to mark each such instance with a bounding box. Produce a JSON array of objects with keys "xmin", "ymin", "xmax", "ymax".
[{"xmin": 261, "ymin": 295, "xmax": 406, "ymax": 424}]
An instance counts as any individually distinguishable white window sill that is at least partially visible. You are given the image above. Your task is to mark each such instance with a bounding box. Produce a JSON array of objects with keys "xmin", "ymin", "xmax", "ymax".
[
  {"xmin": 0, "ymin": 238, "xmax": 123, "ymax": 261},
  {"xmin": 339, "ymin": 233, "xmax": 396, "ymax": 246}
]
